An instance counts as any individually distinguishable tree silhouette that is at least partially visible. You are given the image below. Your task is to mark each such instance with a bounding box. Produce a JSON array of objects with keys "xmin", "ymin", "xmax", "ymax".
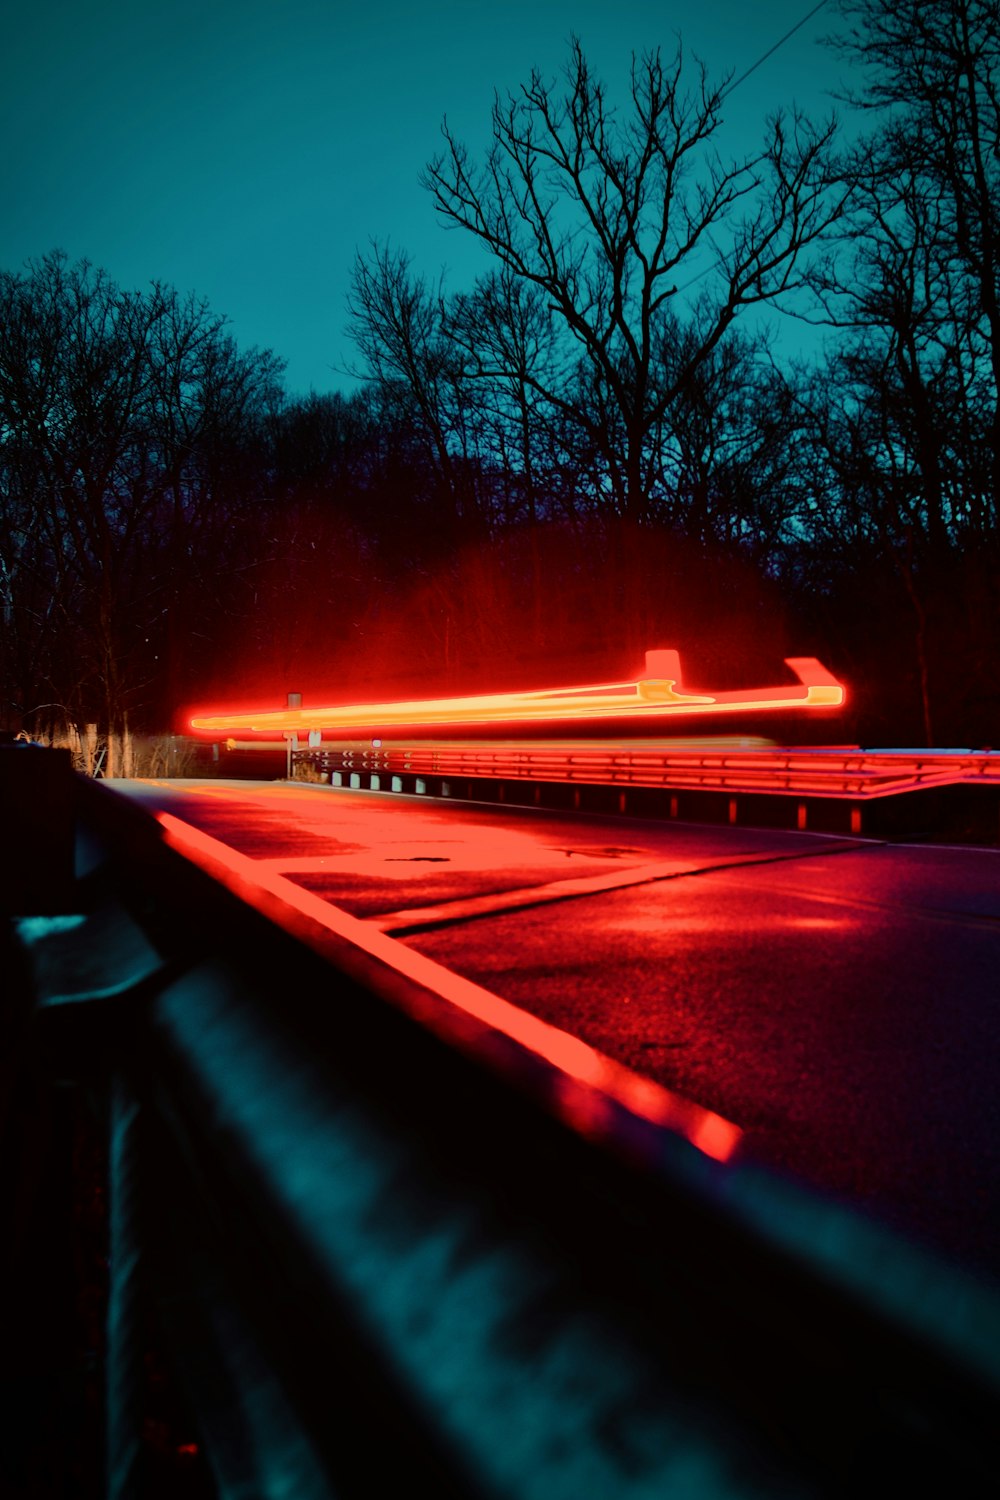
[
  {"xmin": 0, "ymin": 252, "xmax": 283, "ymax": 764},
  {"xmin": 422, "ymin": 36, "xmax": 846, "ymax": 524},
  {"xmin": 802, "ymin": 0, "xmax": 1000, "ymax": 740}
]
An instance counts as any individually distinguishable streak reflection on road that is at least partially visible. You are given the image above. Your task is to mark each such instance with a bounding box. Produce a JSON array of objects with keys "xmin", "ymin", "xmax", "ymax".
[{"xmin": 121, "ymin": 778, "xmax": 1000, "ymax": 1283}]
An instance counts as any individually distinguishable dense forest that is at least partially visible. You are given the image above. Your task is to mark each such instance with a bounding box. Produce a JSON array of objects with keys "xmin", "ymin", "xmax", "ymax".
[{"xmin": 1, "ymin": 0, "xmax": 997, "ymax": 764}]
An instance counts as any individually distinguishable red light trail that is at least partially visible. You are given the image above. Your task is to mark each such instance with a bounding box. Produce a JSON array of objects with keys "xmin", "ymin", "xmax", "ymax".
[{"xmin": 189, "ymin": 650, "xmax": 845, "ymax": 737}]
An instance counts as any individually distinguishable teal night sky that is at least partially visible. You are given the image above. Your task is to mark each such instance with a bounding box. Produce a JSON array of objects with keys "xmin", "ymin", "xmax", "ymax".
[{"xmin": 2, "ymin": 0, "xmax": 847, "ymax": 396}]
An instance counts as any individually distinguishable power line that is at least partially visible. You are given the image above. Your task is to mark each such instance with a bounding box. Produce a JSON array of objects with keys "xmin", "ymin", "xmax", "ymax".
[
  {"xmin": 721, "ymin": 0, "xmax": 830, "ymax": 100},
  {"xmin": 676, "ymin": 0, "xmax": 831, "ymax": 293}
]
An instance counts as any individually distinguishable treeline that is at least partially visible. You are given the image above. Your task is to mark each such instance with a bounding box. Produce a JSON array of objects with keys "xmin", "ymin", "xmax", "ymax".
[{"xmin": 1, "ymin": 0, "xmax": 997, "ymax": 754}]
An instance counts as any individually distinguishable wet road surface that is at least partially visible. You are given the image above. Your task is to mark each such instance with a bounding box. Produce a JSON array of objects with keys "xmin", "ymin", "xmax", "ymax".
[{"xmin": 117, "ymin": 778, "xmax": 1000, "ymax": 1284}]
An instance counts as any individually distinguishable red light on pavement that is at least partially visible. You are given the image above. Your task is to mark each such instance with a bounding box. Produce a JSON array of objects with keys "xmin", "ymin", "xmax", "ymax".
[{"xmin": 156, "ymin": 811, "xmax": 742, "ymax": 1166}]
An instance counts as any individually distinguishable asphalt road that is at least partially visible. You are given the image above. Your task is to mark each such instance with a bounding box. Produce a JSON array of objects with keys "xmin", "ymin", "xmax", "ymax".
[{"xmin": 118, "ymin": 777, "xmax": 1000, "ymax": 1286}]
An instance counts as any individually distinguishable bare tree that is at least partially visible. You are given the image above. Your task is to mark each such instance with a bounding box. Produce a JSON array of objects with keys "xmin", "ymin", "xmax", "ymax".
[
  {"xmin": 657, "ymin": 330, "xmax": 807, "ymax": 563},
  {"xmin": 0, "ymin": 252, "xmax": 284, "ymax": 764},
  {"xmin": 798, "ymin": 0, "xmax": 1000, "ymax": 741},
  {"xmin": 422, "ymin": 36, "xmax": 847, "ymax": 524},
  {"xmin": 446, "ymin": 268, "xmax": 562, "ymax": 528},
  {"xmin": 346, "ymin": 242, "xmax": 485, "ymax": 538},
  {"xmin": 814, "ymin": 0, "xmax": 1000, "ymax": 546}
]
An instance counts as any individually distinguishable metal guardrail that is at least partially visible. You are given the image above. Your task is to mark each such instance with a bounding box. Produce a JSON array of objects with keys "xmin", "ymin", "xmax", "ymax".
[
  {"xmin": 306, "ymin": 740, "xmax": 1000, "ymax": 799},
  {"xmin": 6, "ymin": 755, "xmax": 1000, "ymax": 1496},
  {"xmin": 293, "ymin": 740, "xmax": 1000, "ymax": 840}
]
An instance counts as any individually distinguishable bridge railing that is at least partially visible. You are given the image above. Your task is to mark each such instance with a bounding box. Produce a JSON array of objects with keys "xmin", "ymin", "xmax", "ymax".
[
  {"xmin": 296, "ymin": 740, "xmax": 1000, "ymax": 839},
  {"xmin": 305, "ymin": 739, "xmax": 1000, "ymax": 797},
  {"xmin": 7, "ymin": 756, "xmax": 1000, "ymax": 1497}
]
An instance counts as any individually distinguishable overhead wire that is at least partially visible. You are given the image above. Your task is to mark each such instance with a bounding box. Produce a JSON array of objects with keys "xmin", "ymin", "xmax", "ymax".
[
  {"xmin": 675, "ymin": 0, "xmax": 831, "ymax": 293},
  {"xmin": 720, "ymin": 0, "xmax": 830, "ymax": 100}
]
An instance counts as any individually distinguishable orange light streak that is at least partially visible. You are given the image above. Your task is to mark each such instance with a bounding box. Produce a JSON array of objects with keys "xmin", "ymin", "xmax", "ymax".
[{"xmin": 189, "ymin": 652, "xmax": 845, "ymax": 736}]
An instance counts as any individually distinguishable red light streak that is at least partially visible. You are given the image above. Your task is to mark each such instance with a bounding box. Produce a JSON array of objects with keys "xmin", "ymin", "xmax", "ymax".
[{"xmin": 188, "ymin": 652, "xmax": 845, "ymax": 736}]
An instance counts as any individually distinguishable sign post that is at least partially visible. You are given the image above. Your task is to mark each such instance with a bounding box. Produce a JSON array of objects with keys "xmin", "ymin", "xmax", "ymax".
[{"xmin": 285, "ymin": 693, "xmax": 301, "ymax": 779}]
